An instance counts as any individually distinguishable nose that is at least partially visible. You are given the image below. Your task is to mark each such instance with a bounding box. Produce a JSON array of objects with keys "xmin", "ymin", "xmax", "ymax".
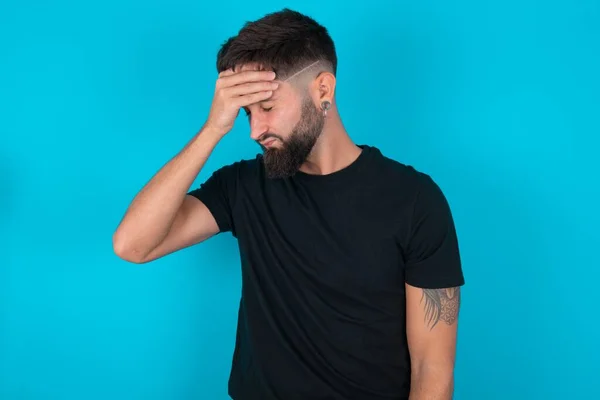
[{"xmin": 249, "ymin": 114, "xmax": 268, "ymax": 141}]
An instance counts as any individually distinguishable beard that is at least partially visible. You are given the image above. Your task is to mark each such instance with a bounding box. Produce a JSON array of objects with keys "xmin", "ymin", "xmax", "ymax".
[{"xmin": 261, "ymin": 97, "xmax": 325, "ymax": 179}]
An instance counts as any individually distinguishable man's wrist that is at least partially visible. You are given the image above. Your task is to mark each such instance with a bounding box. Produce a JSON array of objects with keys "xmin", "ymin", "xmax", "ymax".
[{"xmin": 199, "ymin": 122, "xmax": 228, "ymax": 142}]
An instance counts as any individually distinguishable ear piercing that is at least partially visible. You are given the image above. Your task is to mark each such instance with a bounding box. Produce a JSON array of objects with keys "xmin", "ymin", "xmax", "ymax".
[{"xmin": 321, "ymin": 101, "xmax": 331, "ymax": 117}]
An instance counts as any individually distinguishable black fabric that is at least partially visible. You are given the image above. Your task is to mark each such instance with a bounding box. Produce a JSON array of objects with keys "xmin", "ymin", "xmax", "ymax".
[{"xmin": 188, "ymin": 145, "xmax": 465, "ymax": 400}]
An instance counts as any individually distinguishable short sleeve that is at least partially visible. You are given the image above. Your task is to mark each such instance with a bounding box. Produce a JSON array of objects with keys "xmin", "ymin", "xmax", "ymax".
[
  {"xmin": 403, "ymin": 173, "xmax": 465, "ymax": 289},
  {"xmin": 187, "ymin": 163, "xmax": 238, "ymax": 235}
]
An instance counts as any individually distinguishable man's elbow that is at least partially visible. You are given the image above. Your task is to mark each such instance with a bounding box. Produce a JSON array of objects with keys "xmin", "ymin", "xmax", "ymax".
[
  {"xmin": 411, "ymin": 357, "xmax": 455, "ymax": 381},
  {"xmin": 410, "ymin": 359, "xmax": 455, "ymax": 398},
  {"xmin": 112, "ymin": 231, "xmax": 149, "ymax": 264}
]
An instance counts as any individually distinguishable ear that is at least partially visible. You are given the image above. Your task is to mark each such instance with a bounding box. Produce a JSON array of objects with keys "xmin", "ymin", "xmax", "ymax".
[{"xmin": 310, "ymin": 71, "xmax": 336, "ymax": 107}]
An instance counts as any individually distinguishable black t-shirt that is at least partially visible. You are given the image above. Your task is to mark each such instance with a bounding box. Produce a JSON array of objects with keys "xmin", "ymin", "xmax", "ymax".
[{"xmin": 188, "ymin": 145, "xmax": 465, "ymax": 400}]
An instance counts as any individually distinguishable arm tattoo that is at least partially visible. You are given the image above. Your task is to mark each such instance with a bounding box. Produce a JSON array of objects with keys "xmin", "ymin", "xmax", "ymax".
[{"xmin": 421, "ymin": 287, "xmax": 460, "ymax": 330}]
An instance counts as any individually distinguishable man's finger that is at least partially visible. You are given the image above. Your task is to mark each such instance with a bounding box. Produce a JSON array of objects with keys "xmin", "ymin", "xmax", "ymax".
[
  {"xmin": 226, "ymin": 81, "xmax": 280, "ymax": 97},
  {"xmin": 218, "ymin": 69, "xmax": 235, "ymax": 78},
  {"xmin": 233, "ymin": 90, "xmax": 274, "ymax": 108},
  {"xmin": 221, "ymin": 70, "xmax": 276, "ymax": 87}
]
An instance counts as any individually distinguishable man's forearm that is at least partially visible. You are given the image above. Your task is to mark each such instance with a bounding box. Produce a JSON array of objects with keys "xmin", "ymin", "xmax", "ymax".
[
  {"xmin": 112, "ymin": 125, "xmax": 223, "ymax": 261},
  {"xmin": 409, "ymin": 365, "xmax": 454, "ymax": 400}
]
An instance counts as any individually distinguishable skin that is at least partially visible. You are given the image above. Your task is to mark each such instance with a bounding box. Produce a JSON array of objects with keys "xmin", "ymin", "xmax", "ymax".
[{"xmin": 113, "ymin": 62, "xmax": 460, "ymax": 399}]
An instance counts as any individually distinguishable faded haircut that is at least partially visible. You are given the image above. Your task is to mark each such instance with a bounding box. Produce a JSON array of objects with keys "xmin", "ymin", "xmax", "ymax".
[{"xmin": 215, "ymin": 8, "xmax": 337, "ymax": 81}]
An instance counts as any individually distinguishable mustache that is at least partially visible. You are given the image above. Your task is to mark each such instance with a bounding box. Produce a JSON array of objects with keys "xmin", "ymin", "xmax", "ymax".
[{"xmin": 257, "ymin": 133, "xmax": 285, "ymax": 144}]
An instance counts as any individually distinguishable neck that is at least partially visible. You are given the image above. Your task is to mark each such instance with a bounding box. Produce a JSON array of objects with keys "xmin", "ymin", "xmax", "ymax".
[{"xmin": 299, "ymin": 114, "xmax": 362, "ymax": 176}]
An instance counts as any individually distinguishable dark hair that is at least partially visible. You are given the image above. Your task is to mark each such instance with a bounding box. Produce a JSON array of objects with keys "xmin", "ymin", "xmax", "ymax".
[{"xmin": 216, "ymin": 9, "xmax": 337, "ymax": 80}]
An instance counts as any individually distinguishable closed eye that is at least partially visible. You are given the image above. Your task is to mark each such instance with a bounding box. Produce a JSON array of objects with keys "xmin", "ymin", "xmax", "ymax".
[{"xmin": 243, "ymin": 106, "xmax": 273, "ymax": 119}]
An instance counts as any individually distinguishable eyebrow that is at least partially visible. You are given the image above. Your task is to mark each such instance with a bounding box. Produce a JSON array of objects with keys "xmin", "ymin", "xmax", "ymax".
[{"xmin": 258, "ymin": 94, "xmax": 279, "ymax": 105}]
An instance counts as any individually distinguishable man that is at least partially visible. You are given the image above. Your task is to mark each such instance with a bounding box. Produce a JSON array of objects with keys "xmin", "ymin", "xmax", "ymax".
[{"xmin": 113, "ymin": 8, "xmax": 465, "ymax": 400}]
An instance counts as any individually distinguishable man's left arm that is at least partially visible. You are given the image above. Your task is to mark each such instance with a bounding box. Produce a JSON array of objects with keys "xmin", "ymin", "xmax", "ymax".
[
  {"xmin": 406, "ymin": 283, "xmax": 461, "ymax": 400},
  {"xmin": 400, "ymin": 173, "xmax": 465, "ymax": 400}
]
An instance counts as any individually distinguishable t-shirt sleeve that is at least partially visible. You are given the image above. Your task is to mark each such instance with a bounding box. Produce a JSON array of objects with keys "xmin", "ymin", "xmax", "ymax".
[
  {"xmin": 187, "ymin": 163, "xmax": 238, "ymax": 235},
  {"xmin": 403, "ymin": 173, "xmax": 465, "ymax": 289}
]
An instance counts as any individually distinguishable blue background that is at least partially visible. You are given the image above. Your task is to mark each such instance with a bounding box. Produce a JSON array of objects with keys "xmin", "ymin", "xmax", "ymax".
[{"xmin": 1, "ymin": 0, "xmax": 598, "ymax": 399}]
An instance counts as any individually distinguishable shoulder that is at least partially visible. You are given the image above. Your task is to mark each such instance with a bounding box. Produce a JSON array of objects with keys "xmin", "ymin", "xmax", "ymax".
[
  {"xmin": 210, "ymin": 153, "xmax": 264, "ymax": 182},
  {"xmin": 364, "ymin": 145, "xmax": 444, "ymax": 201}
]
